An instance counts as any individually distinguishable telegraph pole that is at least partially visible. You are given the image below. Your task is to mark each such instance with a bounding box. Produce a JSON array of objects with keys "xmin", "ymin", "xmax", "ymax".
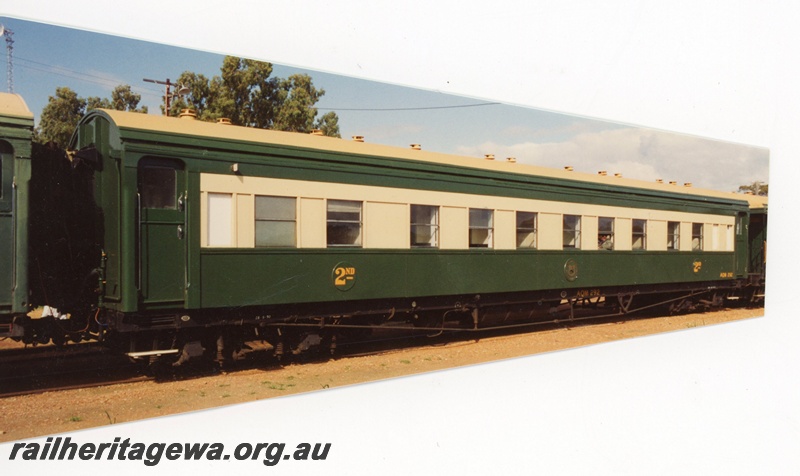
[{"xmin": 143, "ymin": 78, "xmax": 184, "ymax": 115}]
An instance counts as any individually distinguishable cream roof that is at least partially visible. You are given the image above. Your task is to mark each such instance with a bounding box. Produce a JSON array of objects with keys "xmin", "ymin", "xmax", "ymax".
[
  {"xmin": 100, "ymin": 109, "xmax": 767, "ymax": 210},
  {"xmin": 0, "ymin": 92, "xmax": 33, "ymax": 119}
]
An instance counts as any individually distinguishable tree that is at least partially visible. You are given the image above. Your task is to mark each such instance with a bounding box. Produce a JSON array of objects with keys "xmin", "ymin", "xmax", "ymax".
[
  {"xmin": 167, "ymin": 56, "xmax": 341, "ymax": 137},
  {"xmin": 273, "ymin": 74, "xmax": 324, "ymax": 132},
  {"xmin": 37, "ymin": 87, "xmax": 86, "ymax": 148},
  {"xmin": 103, "ymin": 85, "xmax": 148, "ymax": 113},
  {"xmin": 737, "ymin": 181, "xmax": 768, "ymax": 196},
  {"xmin": 38, "ymin": 85, "xmax": 147, "ymax": 148},
  {"xmin": 314, "ymin": 111, "xmax": 340, "ymax": 137},
  {"xmin": 165, "ymin": 72, "xmax": 213, "ymax": 118}
]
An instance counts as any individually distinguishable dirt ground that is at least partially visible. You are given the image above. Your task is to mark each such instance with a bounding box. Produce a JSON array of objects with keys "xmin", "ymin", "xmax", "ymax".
[{"xmin": 0, "ymin": 307, "xmax": 762, "ymax": 443}]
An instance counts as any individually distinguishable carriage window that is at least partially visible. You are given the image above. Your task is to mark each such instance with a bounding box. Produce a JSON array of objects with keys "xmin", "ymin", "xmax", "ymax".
[
  {"xmin": 598, "ymin": 217, "xmax": 614, "ymax": 250},
  {"xmin": 411, "ymin": 205, "xmax": 439, "ymax": 248},
  {"xmin": 632, "ymin": 219, "xmax": 647, "ymax": 250},
  {"xmin": 516, "ymin": 212, "xmax": 537, "ymax": 249},
  {"xmin": 563, "ymin": 214, "xmax": 581, "ymax": 249},
  {"xmin": 469, "ymin": 208, "xmax": 493, "ymax": 248},
  {"xmin": 140, "ymin": 166, "xmax": 176, "ymax": 209},
  {"xmin": 327, "ymin": 200, "xmax": 362, "ymax": 247},
  {"xmin": 667, "ymin": 221, "xmax": 680, "ymax": 250},
  {"xmin": 255, "ymin": 196, "xmax": 297, "ymax": 247},
  {"xmin": 692, "ymin": 223, "xmax": 703, "ymax": 251}
]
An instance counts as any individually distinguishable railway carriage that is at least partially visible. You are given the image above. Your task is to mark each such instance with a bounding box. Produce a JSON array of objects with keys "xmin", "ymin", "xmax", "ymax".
[
  {"xmin": 0, "ymin": 93, "xmax": 33, "ymax": 333},
  {"xmin": 3, "ymin": 100, "xmax": 767, "ymax": 364}
]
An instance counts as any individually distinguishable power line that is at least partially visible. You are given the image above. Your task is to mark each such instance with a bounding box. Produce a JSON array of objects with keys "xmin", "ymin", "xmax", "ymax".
[
  {"xmin": 12, "ymin": 55, "xmax": 164, "ymax": 97},
  {"xmin": 12, "ymin": 54, "xmax": 501, "ymax": 113},
  {"xmin": 318, "ymin": 102, "xmax": 500, "ymax": 112}
]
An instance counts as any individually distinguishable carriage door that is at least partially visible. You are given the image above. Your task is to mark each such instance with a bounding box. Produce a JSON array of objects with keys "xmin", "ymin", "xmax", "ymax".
[
  {"xmin": 734, "ymin": 212, "xmax": 748, "ymax": 278},
  {"xmin": 0, "ymin": 142, "xmax": 13, "ymax": 311},
  {"xmin": 138, "ymin": 158, "xmax": 187, "ymax": 307}
]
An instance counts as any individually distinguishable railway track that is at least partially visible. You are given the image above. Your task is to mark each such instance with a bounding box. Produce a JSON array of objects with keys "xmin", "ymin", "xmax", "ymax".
[
  {"xmin": 0, "ymin": 303, "xmax": 760, "ymax": 398},
  {"xmin": 0, "ymin": 342, "xmax": 146, "ymax": 397}
]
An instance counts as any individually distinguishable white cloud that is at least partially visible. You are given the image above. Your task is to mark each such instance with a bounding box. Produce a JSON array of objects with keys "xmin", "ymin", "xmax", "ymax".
[{"xmin": 457, "ymin": 127, "xmax": 769, "ymax": 192}]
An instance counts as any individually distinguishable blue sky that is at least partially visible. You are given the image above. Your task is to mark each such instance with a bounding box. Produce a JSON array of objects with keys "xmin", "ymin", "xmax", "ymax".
[{"xmin": 0, "ymin": 16, "xmax": 768, "ymax": 193}]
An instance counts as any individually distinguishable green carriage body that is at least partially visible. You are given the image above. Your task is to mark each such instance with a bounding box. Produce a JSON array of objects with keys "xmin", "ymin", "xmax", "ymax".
[
  {"xmin": 68, "ymin": 108, "xmax": 756, "ymax": 328},
  {"xmin": 0, "ymin": 93, "xmax": 33, "ymax": 322}
]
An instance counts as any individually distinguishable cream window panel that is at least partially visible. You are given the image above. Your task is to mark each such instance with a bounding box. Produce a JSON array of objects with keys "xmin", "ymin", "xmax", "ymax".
[
  {"xmin": 207, "ymin": 192, "xmax": 234, "ymax": 247},
  {"xmin": 648, "ymin": 220, "xmax": 667, "ymax": 251},
  {"xmin": 494, "ymin": 209, "xmax": 516, "ymax": 250},
  {"xmin": 711, "ymin": 224, "xmax": 720, "ymax": 251},
  {"xmin": 537, "ymin": 213, "xmax": 562, "ymax": 250},
  {"xmin": 679, "ymin": 222, "xmax": 693, "ymax": 251},
  {"xmin": 581, "ymin": 215, "xmax": 598, "ymax": 251},
  {"xmin": 440, "ymin": 206, "xmax": 468, "ymax": 249},
  {"xmin": 365, "ymin": 202, "xmax": 407, "ymax": 249},
  {"xmin": 614, "ymin": 218, "xmax": 632, "ymax": 250},
  {"xmin": 299, "ymin": 197, "xmax": 326, "ymax": 248},
  {"xmin": 237, "ymin": 194, "xmax": 254, "ymax": 248}
]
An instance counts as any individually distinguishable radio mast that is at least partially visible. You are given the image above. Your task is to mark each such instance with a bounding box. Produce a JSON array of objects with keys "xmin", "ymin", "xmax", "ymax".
[{"xmin": 0, "ymin": 24, "xmax": 13, "ymax": 93}]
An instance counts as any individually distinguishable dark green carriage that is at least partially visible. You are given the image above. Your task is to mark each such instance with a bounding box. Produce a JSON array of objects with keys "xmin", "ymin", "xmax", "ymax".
[
  {"xmin": 68, "ymin": 108, "xmax": 754, "ymax": 337},
  {"xmin": 0, "ymin": 93, "xmax": 33, "ymax": 331}
]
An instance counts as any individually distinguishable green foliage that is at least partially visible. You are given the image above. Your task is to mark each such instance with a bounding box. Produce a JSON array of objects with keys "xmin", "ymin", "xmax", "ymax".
[
  {"xmin": 314, "ymin": 111, "xmax": 341, "ymax": 138},
  {"xmin": 37, "ymin": 84, "xmax": 147, "ymax": 148},
  {"xmin": 37, "ymin": 87, "xmax": 85, "ymax": 148},
  {"xmin": 37, "ymin": 57, "xmax": 339, "ymax": 148},
  {"xmin": 168, "ymin": 56, "xmax": 341, "ymax": 137},
  {"xmin": 737, "ymin": 181, "xmax": 768, "ymax": 196}
]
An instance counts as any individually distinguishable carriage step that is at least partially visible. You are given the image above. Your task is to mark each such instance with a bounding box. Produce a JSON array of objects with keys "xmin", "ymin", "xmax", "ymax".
[{"xmin": 126, "ymin": 349, "xmax": 180, "ymax": 359}]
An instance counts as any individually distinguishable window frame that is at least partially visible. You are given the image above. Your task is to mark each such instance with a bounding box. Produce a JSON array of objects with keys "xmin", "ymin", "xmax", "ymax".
[
  {"xmin": 692, "ymin": 223, "xmax": 704, "ymax": 251},
  {"xmin": 410, "ymin": 204, "xmax": 439, "ymax": 248},
  {"xmin": 598, "ymin": 216, "xmax": 614, "ymax": 250},
  {"xmin": 327, "ymin": 199, "xmax": 363, "ymax": 248},
  {"xmin": 632, "ymin": 219, "xmax": 647, "ymax": 250},
  {"xmin": 254, "ymin": 195, "xmax": 298, "ymax": 248},
  {"xmin": 469, "ymin": 208, "xmax": 494, "ymax": 248},
  {"xmin": 667, "ymin": 221, "xmax": 680, "ymax": 251},
  {"xmin": 563, "ymin": 214, "xmax": 581, "ymax": 249},
  {"xmin": 139, "ymin": 164, "xmax": 177, "ymax": 210},
  {"xmin": 516, "ymin": 211, "xmax": 538, "ymax": 249}
]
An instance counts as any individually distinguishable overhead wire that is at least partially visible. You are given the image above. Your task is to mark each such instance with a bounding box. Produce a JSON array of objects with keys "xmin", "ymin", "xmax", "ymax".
[{"xmin": 14, "ymin": 55, "xmax": 501, "ymax": 112}]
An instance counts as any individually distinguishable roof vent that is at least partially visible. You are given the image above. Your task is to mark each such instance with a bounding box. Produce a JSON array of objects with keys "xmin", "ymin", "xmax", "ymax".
[
  {"xmin": 410, "ymin": 144, "xmax": 421, "ymax": 150},
  {"xmin": 484, "ymin": 154, "xmax": 495, "ymax": 161},
  {"xmin": 179, "ymin": 109, "xmax": 197, "ymax": 120},
  {"xmin": 216, "ymin": 117, "xmax": 232, "ymax": 125},
  {"xmin": 598, "ymin": 171, "xmax": 607, "ymax": 176},
  {"xmin": 684, "ymin": 182, "xmax": 692, "ymax": 187},
  {"xmin": 669, "ymin": 181, "xmax": 677, "ymax": 185},
  {"xmin": 656, "ymin": 179, "xmax": 664, "ymax": 183},
  {"xmin": 310, "ymin": 129, "xmax": 324, "ymax": 136},
  {"xmin": 352, "ymin": 135, "xmax": 365, "ymax": 142},
  {"xmin": 506, "ymin": 157, "xmax": 516, "ymax": 163},
  {"xmin": 564, "ymin": 166, "xmax": 574, "ymax": 171},
  {"xmin": 614, "ymin": 173, "xmax": 623, "ymax": 178}
]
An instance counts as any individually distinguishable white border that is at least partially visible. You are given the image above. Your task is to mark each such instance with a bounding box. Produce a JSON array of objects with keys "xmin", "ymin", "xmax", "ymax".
[{"xmin": 2, "ymin": 2, "xmax": 797, "ymax": 474}]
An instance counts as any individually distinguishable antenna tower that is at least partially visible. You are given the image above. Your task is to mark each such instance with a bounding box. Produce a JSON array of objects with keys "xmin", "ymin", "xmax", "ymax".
[{"xmin": 0, "ymin": 24, "xmax": 13, "ymax": 93}]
